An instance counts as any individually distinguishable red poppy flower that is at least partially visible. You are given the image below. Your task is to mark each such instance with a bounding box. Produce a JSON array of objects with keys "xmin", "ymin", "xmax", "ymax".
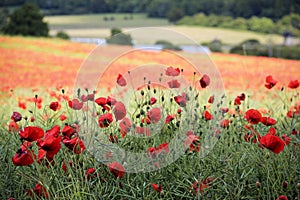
[
  {"xmin": 19, "ymin": 126, "xmax": 44, "ymax": 142},
  {"xmin": 261, "ymin": 117, "xmax": 276, "ymax": 126},
  {"xmin": 81, "ymin": 95, "xmax": 89, "ymax": 102},
  {"xmin": 135, "ymin": 126, "xmax": 151, "ymax": 136},
  {"xmin": 199, "ymin": 74, "xmax": 210, "ymax": 88},
  {"xmin": 288, "ymin": 80, "xmax": 299, "ymax": 89},
  {"xmin": 113, "ymin": 101, "xmax": 126, "ymax": 121},
  {"xmin": 26, "ymin": 183, "xmax": 49, "ymax": 198},
  {"xmin": 147, "ymin": 143, "xmax": 169, "ymax": 158},
  {"xmin": 165, "ymin": 66, "xmax": 180, "ymax": 76},
  {"xmin": 147, "ymin": 147, "xmax": 157, "ymax": 159},
  {"xmin": 38, "ymin": 126, "xmax": 61, "ymax": 158},
  {"xmin": 62, "ymin": 137, "xmax": 85, "ymax": 154},
  {"xmin": 12, "ymin": 144, "xmax": 35, "ymax": 166},
  {"xmin": 150, "ymin": 97, "xmax": 157, "ymax": 105},
  {"xmin": 238, "ymin": 93, "xmax": 246, "ymax": 101},
  {"xmin": 62, "ymin": 125, "xmax": 76, "ymax": 139},
  {"xmin": 184, "ymin": 133, "xmax": 200, "ymax": 153},
  {"xmin": 204, "ymin": 110, "xmax": 213, "ymax": 121},
  {"xmin": 221, "ymin": 107, "xmax": 229, "ymax": 113},
  {"xmin": 86, "ymin": 168, "xmax": 96, "ymax": 180},
  {"xmin": 165, "ymin": 114, "xmax": 175, "ymax": 124},
  {"xmin": 18, "ymin": 100, "xmax": 27, "ymax": 110},
  {"xmin": 282, "ymin": 181, "xmax": 287, "ymax": 188},
  {"xmin": 11, "ymin": 111, "xmax": 22, "ymax": 122},
  {"xmin": 68, "ymin": 99, "xmax": 83, "ymax": 110},
  {"xmin": 259, "ymin": 134, "xmax": 285, "ymax": 154},
  {"xmin": 291, "ymin": 129, "xmax": 298, "ymax": 135},
  {"xmin": 98, "ymin": 113, "xmax": 113, "ymax": 128},
  {"xmin": 208, "ymin": 95, "xmax": 214, "ymax": 104},
  {"xmin": 95, "ymin": 97, "xmax": 110, "ymax": 111},
  {"xmin": 107, "ymin": 96, "xmax": 117, "ymax": 106},
  {"xmin": 234, "ymin": 97, "xmax": 241, "ymax": 105},
  {"xmin": 119, "ymin": 118, "xmax": 132, "ymax": 138},
  {"xmin": 117, "ymin": 74, "xmax": 127, "ymax": 86},
  {"xmin": 276, "ymin": 195, "xmax": 288, "ymax": 200},
  {"xmin": 95, "ymin": 97, "xmax": 107, "ymax": 106},
  {"xmin": 60, "ymin": 114, "xmax": 67, "ymax": 121},
  {"xmin": 265, "ymin": 75, "xmax": 277, "ymax": 89},
  {"xmin": 267, "ymin": 127, "xmax": 276, "ymax": 135},
  {"xmin": 281, "ymin": 134, "xmax": 291, "ymax": 145},
  {"xmin": 151, "ymin": 183, "xmax": 162, "ymax": 193},
  {"xmin": 109, "ymin": 162, "xmax": 125, "ymax": 179},
  {"xmin": 9, "ymin": 120, "xmax": 19, "ymax": 132},
  {"xmin": 167, "ymin": 79, "xmax": 181, "ymax": 88},
  {"xmin": 191, "ymin": 177, "xmax": 215, "ymax": 194},
  {"xmin": 49, "ymin": 101, "xmax": 59, "ymax": 111},
  {"xmin": 220, "ymin": 119, "xmax": 230, "ymax": 128},
  {"xmin": 141, "ymin": 117, "xmax": 151, "ymax": 124},
  {"xmin": 147, "ymin": 107, "xmax": 161, "ymax": 124},
  {"xmin": 157, "ymin": 143, "xmax": 169, "ymax": 154},
  {"xmin": 174, "ymin": 93, "xmax": 186, "ymax": 107},
  {"xmin": 245, "ymin": 109, "xmax": 262, "ymax": 124}
]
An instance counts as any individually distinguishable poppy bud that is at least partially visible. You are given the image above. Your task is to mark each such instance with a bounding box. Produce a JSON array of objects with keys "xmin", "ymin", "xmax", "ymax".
[
  {"xmin": 282, "ymin": 181, "xmax": 287, "ymax": 188},
  {"xmin": 256, "ymin": 181, "xmax": 261, "ymax": 188}
]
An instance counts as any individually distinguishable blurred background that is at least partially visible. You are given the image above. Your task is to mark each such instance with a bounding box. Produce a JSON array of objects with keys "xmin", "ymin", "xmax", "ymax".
[{"xmin": 0, "ymin": 0, "xmax": 300, "ymax": 59}]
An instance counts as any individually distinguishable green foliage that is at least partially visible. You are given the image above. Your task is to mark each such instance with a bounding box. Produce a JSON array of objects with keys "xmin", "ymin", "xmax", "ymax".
[
  {"xmin": 230, "ymin": 39, "xmax": 300, "ymax": 60},
  {"xmin": 167, "ymin": 7, "xmax": 184, "ymax": 23},
  {"xmin": 147, "ymin": 0, "xmax": 172, "ymax": 18},
  {"xmin": 2, "ymin": 3, "xmax": 48, "ymax": 37},
  {"xmin": 248, "ymin": 16, "xmax": 275, "ymax": 33},
  {"xmin": 155, "ymin": 40, "xmax": 182, "ymax": 51},
  {"xmin": 106, "ymin": 28, "xmax": 132, "ymax": 46},
  {"xmin": 178, "ymin": 13, "xmax": 300, "ymax": 36},
  {"xmin": 56, "ymin": 31, "xmax": 70, "ymax": 40},
  {"xmin": 202, "ymin": 39, "xmax": 223, "ymax": 52},
  {"xmin": 277, "ymin": 46, "xmax": 300, "ymax": 60},
  {"xmin": 0, "ymin": 7, "xmax": 9, "ymax": 32},
  {"xmin": 1, "ymin": 0, "xmax": 300, "ymax": 21},
  {"xmin": 276, "ymin": 13, "xmax": 300, "ymax": 37},
  {"xmin": 110, "ymin": 27, "xmax": 122, "ymax": 36}
]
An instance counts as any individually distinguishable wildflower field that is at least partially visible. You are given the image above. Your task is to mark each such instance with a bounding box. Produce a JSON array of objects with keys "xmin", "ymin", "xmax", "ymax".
[{"xmin": 0, "ymin": 35, "xmax": 299, "ymax": 199}]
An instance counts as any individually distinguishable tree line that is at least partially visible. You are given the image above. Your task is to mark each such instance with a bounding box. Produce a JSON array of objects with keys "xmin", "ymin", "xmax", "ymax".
[{"xmin": 1, "ymin": 0, "xmax": 299, "ymax": 20}]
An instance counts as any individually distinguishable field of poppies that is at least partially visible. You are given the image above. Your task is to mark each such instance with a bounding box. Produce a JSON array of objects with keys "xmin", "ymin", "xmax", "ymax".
[{"xmin": 0, "ymin": 35, "xmax": 299, "ymax": 200}]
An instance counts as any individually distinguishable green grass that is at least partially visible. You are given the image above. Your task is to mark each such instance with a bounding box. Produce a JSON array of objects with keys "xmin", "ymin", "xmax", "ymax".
[{"xmin": 0, "ymin": 85, "xmax": 299, "ymax": 199}]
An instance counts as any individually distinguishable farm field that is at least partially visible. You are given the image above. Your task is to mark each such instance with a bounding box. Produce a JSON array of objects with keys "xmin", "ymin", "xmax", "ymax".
[
  {"xmin": 0, "ymin": 35, "xmax": 299, "ymax": 199},
  {"xmin": 0, "ymin": 35, "xmax": 299, "ymax": 93},
  {"xmin": 44, "ymin": 13, "xmax": 292, "ymax": 45}
]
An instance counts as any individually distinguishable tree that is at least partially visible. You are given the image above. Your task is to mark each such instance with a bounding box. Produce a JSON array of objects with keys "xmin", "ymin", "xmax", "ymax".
[
  {"xmin": 106, "ymin": 28, "xmax": 133, "ymax": 46},
  {"xmin": 167, "ymin": 7, "xmax": 184, "ymax": 23},
  {"xmin": 3, "ymin": 3, "xmax": 49, "ymax": 37}
]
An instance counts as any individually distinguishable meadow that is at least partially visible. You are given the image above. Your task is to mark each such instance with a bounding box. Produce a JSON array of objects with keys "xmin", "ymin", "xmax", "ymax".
[
  {"xmin": 44, "ymin": 13, "xmax": 292, "ymax": 45},
  {"xmin": 0, "ymin": 35, "xmax": 299, "ymax": 199}
]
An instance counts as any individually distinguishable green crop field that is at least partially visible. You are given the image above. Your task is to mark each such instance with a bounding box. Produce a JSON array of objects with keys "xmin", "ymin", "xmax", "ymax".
[{"xmin": 45, "ymin": 13, "xmax": 170, "ymax": 29}]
